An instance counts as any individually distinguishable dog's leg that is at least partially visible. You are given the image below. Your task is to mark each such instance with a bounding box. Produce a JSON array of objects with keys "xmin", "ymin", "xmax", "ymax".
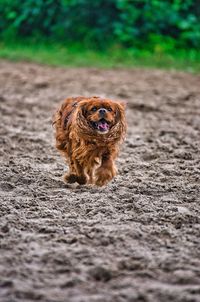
[
  {"xmin": 62, "ymin": 143, "xmax": 78, "ymax": 184},
  {"xmin": 64, "ymin": 159, "xmax": 87, "ymax": 185},
  {"xmin": 63, "ymin": 159, "xmax": 77, "ymax": 183},
  {"xmin": 63, "ymin": 142, "xmax": 87, "ymax": 185},
  {"xmin": 95, "ymin": 155, "xmax": 117, "ymax": 186},
  {"xmin": 74, "ymin": 159, "xmax": 88, "ymax": 184},
  {"xmin": 85, "ymin": 157, "xmax": 101, "ymax": 184}
]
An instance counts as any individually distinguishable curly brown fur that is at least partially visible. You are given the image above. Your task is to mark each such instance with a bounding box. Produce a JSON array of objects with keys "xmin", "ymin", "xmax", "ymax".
[{"xmin": 53, "ymin": 96, "xmax": 126, "ymax": 186}]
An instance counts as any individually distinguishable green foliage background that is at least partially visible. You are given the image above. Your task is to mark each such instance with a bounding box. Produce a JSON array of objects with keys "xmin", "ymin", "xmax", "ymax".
[{"xmin": 0, "ymin": 0, "xmax": 200, "ymax": 50}]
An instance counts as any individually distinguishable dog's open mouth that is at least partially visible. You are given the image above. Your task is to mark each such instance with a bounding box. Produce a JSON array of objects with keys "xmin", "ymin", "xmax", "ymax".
[{"xmin": 91, "ymin": 119, "xmax": 110, "ymax": 133}]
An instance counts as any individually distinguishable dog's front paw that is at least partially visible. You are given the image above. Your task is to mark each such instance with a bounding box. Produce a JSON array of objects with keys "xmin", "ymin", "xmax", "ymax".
[
  {"xmin": 95, "ymin": 169, "xmax": 116, "ymax": 186},
  {"xmin": 63, "ymin": 173, "xmax": 87, "ymax": 185},
  {"xmin": 63, "ymin": 173, "xmax": 78, "ymax": 183}
]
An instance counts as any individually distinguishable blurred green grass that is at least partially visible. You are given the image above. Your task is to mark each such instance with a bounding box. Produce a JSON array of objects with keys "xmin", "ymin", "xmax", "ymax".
[{"xmin": 0, "ymin": 40, "xmax": 200, "ymax": 72}]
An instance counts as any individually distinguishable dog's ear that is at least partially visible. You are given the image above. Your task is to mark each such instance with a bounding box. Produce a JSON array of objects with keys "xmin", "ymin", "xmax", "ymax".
[
  {"xmin": 115, "ymin": 101, "xmax": 126, "ymax": 121},
  {"xmin": 118, "ymin": 101, "xmax": 126, "ymax": 110},
  {"xmin": 115, "ymin": 101, "xmax": 127, "ymax": 139}
]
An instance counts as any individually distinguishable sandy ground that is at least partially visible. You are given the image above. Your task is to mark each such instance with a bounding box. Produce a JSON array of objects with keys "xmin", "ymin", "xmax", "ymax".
[{"xmin": 0, "ymin": 60, "xmax": 200, "ymax": 302}]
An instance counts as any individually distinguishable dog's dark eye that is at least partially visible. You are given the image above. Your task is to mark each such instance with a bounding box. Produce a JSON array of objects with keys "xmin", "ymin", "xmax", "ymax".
[
  {"xmin": 91, "ymin": 107, "xmax": 97, "ymax": 112},
  {"xmin": 107, "ymin": 107, "xmax": 112, "ymax": 112}
]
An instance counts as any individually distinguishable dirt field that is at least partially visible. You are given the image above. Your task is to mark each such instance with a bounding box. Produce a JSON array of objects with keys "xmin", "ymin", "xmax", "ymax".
[{"xmin": 0, "ymin": 60, "xmax": 200, "ymax": 302}]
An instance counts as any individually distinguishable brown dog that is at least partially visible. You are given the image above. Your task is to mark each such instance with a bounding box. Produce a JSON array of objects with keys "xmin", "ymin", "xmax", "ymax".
[{"xmin": 53, "ymin": 96, "xmax": 126, "ymax": 186}]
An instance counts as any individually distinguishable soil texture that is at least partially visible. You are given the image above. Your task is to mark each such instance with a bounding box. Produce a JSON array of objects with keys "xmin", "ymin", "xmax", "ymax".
[{"xmin": 0, "ymin": 60, "xmax": 200, "ymax": 302}]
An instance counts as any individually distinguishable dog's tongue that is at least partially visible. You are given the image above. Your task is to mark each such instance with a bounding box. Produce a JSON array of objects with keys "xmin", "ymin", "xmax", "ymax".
[{"xmin": 97, "ymin": 121, "xmax": 109, "ymax": 131}]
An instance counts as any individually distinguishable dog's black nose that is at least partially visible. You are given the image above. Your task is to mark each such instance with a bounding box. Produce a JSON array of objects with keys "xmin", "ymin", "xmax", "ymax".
[{"xmin": 99, "ymin": 108, "xmax": 107, "ymax": 116}]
